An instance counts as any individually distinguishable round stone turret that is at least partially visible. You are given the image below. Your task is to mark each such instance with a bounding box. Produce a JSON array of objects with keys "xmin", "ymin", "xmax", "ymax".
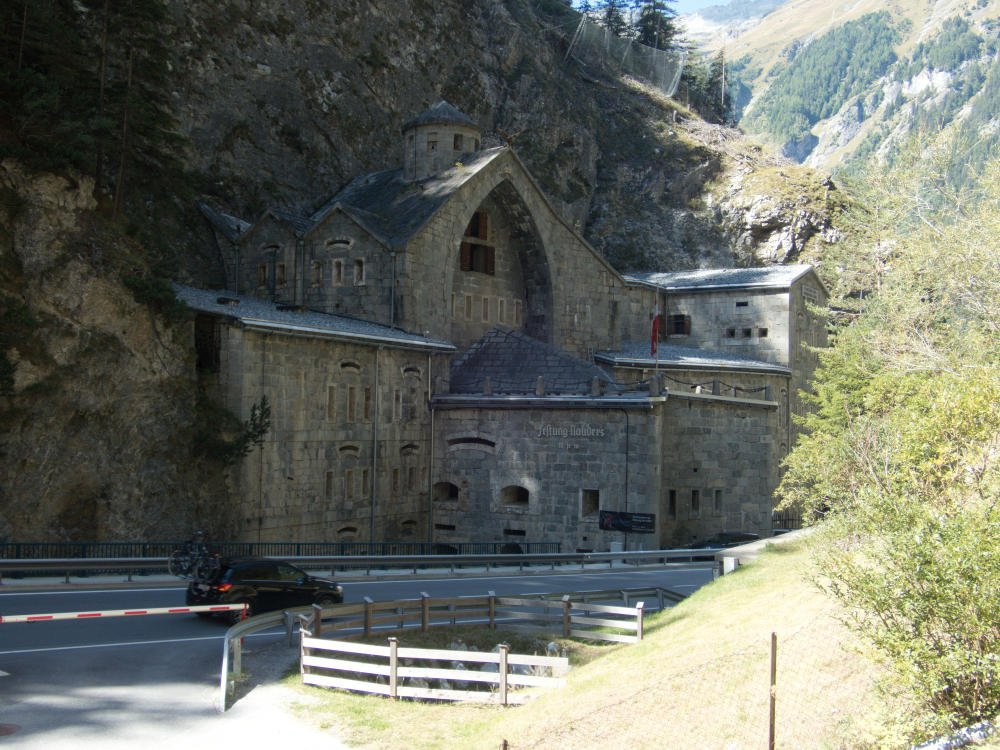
[{"xmin": 401, "ymin": 101, "xmax": 482, "ymax": 181}]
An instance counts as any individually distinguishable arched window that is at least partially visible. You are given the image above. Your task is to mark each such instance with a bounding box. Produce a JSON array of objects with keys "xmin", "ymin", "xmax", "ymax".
[
  {"xmin": 501, "ymin": 485, "xmax": 530, "ymax": 507},
  {"xmin": 434, "ymin": 482, "xmax": 460, "ymax": 502}
]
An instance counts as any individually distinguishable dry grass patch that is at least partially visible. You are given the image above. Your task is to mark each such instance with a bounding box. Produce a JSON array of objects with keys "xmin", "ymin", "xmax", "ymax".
[{"xmin": 286, "ymin": 538, "xmax": 918, "ymax": 749}]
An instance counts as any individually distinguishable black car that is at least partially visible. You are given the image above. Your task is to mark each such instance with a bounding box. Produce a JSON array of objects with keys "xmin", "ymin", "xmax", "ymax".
[{"xmin": 186, "ymin": 558, "xmax": 344, "ymax": 623}]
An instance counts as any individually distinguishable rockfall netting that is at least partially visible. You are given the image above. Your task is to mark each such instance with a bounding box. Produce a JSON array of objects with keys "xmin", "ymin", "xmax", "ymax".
[{"xmin": 564, "ymin": 16, "xmax": 686, "ymax": 98}]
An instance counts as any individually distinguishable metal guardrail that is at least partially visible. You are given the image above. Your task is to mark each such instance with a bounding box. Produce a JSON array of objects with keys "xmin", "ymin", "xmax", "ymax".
[{"xmin": 0, "ymin": 549, "xmax": 723, "ymax": 584}]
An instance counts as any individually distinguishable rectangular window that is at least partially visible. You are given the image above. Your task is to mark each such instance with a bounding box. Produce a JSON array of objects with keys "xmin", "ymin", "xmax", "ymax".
[
  {"xmin": 392, "ymin": 468, "xmax": 401, "ymax": 493},
  {"xmin": 344, "ymin": 469, "xmax": 355, "ymax": 501},
  {"xmin": 333, "ymin": 260, "xmax": 343, "ymax": 285},
  {"xmin": 363, "ymin": 387, "xmax": 372, "ymax": 420},
  {"xmin": 714, "ymin": 489, "xmax": 723, "ymax": 514},
  {"xmin": 758, "ymin": 327, "xmax": 769, "ymax": 338},
  {"xmin": 407, "ymin": 467, "xmax": 416, "ymax": 491},
  {"xmin": 498, "ymin": 298, "xmax": 506, "ymax": 324},
  {"xmin": 347, "ymin": 385, "xmax": 357, "ymax": 422},
  {"xmin": 668, "ymin": 489, "xmax": 677, "ymax": 519},
  {"xmin": 311, "ymin": 261, "xmax": 322, "ymax": 286},
  {"xmin": 427, "ymin": 132, "xmax": 438, "ymax": 152},
  {"xmin": 464, "ymin": 294, "xmax": 473, "ymax": 320},
  {"xmin": 726, "ymin": 328, "xmax": 736, "ymax": 338},
  {"xmin": 736, "ymin": 301, "xmax": 749, "ymax": 308},
  {"xmin": 482, "ymin": 296, "xmax": 490, "ymax": 322},
  {"xmin": 691, "ymin": 489, "xmax": 700, "ymax": 518},
  {"xmin": 742, "ymin": 328, "xmax": 753, "ymax": 338},
  {"xmin": 257, "ymin": 264, "xmax": 268, "ymax": 287},
  {"xmin": 669, "ymin": 314, "xmax": 691, "ymax": 335},
  {"xmin": 276, "ymin": 263, "xmax": 287, "ymax": 286},
  {"xmin": 354, "ymin": 259, "xmax": 365, "ymax": 286},
  {"xmin": 326, "ymin": 385, "xmax": 336, "ymax": 419},
  {"xmin": 451, "ymin": 293, "xmax": 457, "ymax": 317},
  {"xmin": 581, "ymin": 489, "xmax": 599, "ymax": 518},
  {"xmin": 325, "ymin": 471, "xmax": 334, "ymax": 500},
  {"xmin": 393, "ymin": 389, "xmax": 402, "ymax": 421},
  {"xmin": 361, "ymin": 468, "xmax": 370, "ymax": 498},
  {"xmin": 514, "ymin": 300, "xmax": 522, "ymax": 327},
  {"xmin": 453, "ymin": 133, "xmax": 463, "ymax": 151}
]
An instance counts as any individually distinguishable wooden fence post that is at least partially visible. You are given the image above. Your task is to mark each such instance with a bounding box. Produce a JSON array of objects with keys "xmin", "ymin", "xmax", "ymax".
[
  {"xmin": 421, "ymin": 592, "xmax": 430, "ymax": 632},
  {"xmin": 364, "ymin": 596, "xmax": 374, "ymax": 637},
  {"xmin": 499, "ymin": 644, "xmax": 509, "ymax": 706},
  {"xmin": 769, "ymin": 631, "xmax": 777, "ymax": 750},
  {"xmin": 636, "ymin": 601, "xmax": 645, "ymax": 641},
  {"xmin": 312, "ymin": 603, "xmax": 323, "ymax": 639},
  {"xmin": 562, "ymin": 595, "xmax": 571, "ymax": 637},
  {"xmin": 389, "ymin": 637, "xmax": 398, "ymax": 700},
  {"xmin": 489, "ymin": 591, "xmax": 496, "ymax": 630}
]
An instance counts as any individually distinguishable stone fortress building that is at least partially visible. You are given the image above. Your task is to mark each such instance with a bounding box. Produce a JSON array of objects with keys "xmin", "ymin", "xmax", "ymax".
[{"xmin": 184, "ymin": 101, "xmax": 827, "ymax": 551}]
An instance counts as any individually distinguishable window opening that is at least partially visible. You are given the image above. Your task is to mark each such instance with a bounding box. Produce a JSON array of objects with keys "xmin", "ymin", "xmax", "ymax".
[
  {"xmin": 691, "ymin": 489, "xmax": 700, "ymax": 517},
  {"xmin": 347, "ymin": 385, "xmax": 357, "ymax": 422},
  {"xmin": 482, "ymin": 296, "xmax": 490, "ymax": 322},
  {"xmin": 758, "ymin": 327, "xmax": 769, "ymax": 338},
  {"xmin": 311, "ymin": 261, "xmax": 322, "ymax": 286},
  {"xmin": 325, "ymin": 471, "xmax": 334, "ymax": 500},
  {"xmin": 327, "ymin": 385, "xmax": 336, "ymax": 419},
  {"xmin": 501, "ymin": 485, "xmax": 530, "ymax": 507},
  {"xmin": 257, "ymin": 263, "xmax": 268, "ymax": 287},
  {"xmin": 453, "ymin": 133, "xmax": 463, "ymax": 151},
  {"xmin": 668, "ymin": 489, "xmax": 677, "ymax": 519},
  {"xmin": 714, "ymin": 489, "xmax": 723, "ymax": 514},
  {"xmin": 276, "ymin": 263, "xmax": 286, "ymax": 286},
  {"xmin": 736, "ymin": 301, "xmax": 749, "ymax": 308},
  {"xmin": 354, "ymin": 259, "xmax": 365, "ymax": 286},
  {"xmin": 669, "ymin": 314, "xmax": 691, "ymax": 335},
  {"xmin": 434, "ymin": 482, "xmax": 460, "ymax": 502},
  {"xmin": 344, "ymin": 469, "xmax": 355, "ymax": 500},
  {"xmin": 581, "ymin": 489, "xmax": 599, "ymax": 518},
  {"xmin": 363, "ymin": 387, "xmax": 372, "ymax": 420},
  {"xmin": 498, "ymin": 298, "xmax": 506, "ymax": 324},
  {"xmin": 427, "ymin": 132, "xmax": 438, "ymax": 152},
  {"xmin": 742, "ymin": 328, "xmax": 753, "ymax": 338},
  {"xmin": 361, "ymin": 468, "xmax": 370, "ymax": 498},
  {"xmin": 333, "ymin": 260, "xmax": 343, "ymax": 285}
]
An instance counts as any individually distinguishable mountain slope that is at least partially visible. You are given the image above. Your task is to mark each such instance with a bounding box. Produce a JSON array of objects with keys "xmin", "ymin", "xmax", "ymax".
[{"xmin": 708, "ymin": 0, "xmax": 1000, "ymax": 172}]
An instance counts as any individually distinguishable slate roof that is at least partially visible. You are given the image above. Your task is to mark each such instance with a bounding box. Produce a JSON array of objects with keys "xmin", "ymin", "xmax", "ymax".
[
  {"xmin": 595, "ymin": 342, "xmax": 791, "ymax": 375},
  {"xmin": 450, "ymin": 328, "xmax": 623, "ymax": 395},
  {"xmin": 173, "ymin": 284, "xmax": 455, "ymax": 352},
  {"xmin": 626, "ymin": 264, "xmax": 820, "ymax": 293},
  {"xmin": 401, "ymin": 100, "xmax": 481, "ymax": 133},
  {"xmin": 198, "ymin": 202, "xmax": 250, "ymax": 242},
  {"xmin": 309, "ymin": 147, "xmax": 507, "ymax": 248}
]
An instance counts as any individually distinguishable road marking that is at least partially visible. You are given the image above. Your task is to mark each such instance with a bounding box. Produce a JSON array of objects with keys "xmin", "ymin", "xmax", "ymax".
[
  {"xmin": 0, "ymin": 587, "xmax": 185, "ymax": 597},
  {"xmin": 0, "ymin": 629, "xmax": 284, "ymax": 656}
]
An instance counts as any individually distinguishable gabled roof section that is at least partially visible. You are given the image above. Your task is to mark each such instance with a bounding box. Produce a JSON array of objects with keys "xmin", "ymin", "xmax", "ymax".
[
  {"xmin": 198, "ymin": 202, "xmax": 250, "ymax": 243},
  {"xmin": 173, "ymin": 284, "xmax": 455, "ymax": 353},
  {"xmin": 450, "ymin": 328, "xmax": 623, "ymax": 395},
  {"xmin": 308, "ymin": 147, "xmax": 508, "ymax": 249},
  {"xmin": 595, "ymin": 341, "xmax": 791, "ymax": 376},
  {"xmin": 401, "ymin": 100, "xmax": 480, "ymax": 133},
  {"xmin": 626, "ymin": 264, "xmax": 824, "ymax": 294}
]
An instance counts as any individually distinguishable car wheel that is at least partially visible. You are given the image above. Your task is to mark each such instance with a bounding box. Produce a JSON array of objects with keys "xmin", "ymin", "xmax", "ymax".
[
  {"xmin": 315, "ymin": 595, "xmax": 338, "ymax": 609},
  {"xmin": 227, "ymin": 600, "xmax": 254, "ymax": 625}
]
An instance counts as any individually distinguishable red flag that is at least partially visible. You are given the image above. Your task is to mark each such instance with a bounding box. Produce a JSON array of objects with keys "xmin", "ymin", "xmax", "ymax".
[{"xmin": 651, "ymin": 314, "xmax": 661, "ymax": 356}]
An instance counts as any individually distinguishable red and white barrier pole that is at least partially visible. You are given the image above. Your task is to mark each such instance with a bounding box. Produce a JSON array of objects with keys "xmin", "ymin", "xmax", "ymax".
[{"xmin": 0, "ymin": 603, "xmax": 245, "ymax": 623}]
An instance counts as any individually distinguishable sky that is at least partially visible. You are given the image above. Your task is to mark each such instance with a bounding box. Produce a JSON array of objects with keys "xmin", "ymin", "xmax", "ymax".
[{"xmin": 573, "ymin": 0, "xmax": 726, "ymax": 18}]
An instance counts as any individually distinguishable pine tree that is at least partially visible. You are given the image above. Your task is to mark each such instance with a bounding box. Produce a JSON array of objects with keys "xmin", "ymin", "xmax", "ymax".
[
  {"xmin": 600, "ymin": 0, "xmax": 628, "ymax": 37},
  {"xmin": 633, "ymin": 0, "xmax": 678, "ymax": 51}
]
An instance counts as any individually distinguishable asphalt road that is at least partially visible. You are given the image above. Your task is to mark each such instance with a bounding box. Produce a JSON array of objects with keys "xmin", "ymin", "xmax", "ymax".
[{"xmin": 0, "ymin": 566, "xmax": 714, "ymax": 747}]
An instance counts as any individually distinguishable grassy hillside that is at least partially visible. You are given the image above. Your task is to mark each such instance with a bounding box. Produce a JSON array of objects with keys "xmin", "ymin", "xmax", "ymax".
[{"xmin": 283, "ymin": 536, "xmax": 932, "ymax": 749}]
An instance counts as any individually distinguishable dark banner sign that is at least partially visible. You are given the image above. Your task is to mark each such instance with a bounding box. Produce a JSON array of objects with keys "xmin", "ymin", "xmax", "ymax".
[{"xmin": 599, "ymin": 510, "xmax": 655, "ymax": 533}]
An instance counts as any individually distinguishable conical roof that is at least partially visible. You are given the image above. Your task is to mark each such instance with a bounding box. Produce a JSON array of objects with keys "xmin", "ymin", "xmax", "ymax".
[{"xmin": 401, "ymin": 100, "xmax": 480, "ymax": 134}]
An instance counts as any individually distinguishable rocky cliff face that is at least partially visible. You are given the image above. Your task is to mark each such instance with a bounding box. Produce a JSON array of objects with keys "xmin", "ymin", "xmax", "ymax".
[
  {"xmin": 0, "ymin": 0, "xmax": 842, "ymax": 542},
  {"xmin": 0, "ymin": 162, "xmax": 232, "ymax": 542}
]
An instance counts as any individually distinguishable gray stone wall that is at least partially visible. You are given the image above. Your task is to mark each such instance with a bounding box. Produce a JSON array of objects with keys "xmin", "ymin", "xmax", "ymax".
[
  {"xmin": 662, "ymin": 288, "xmax": 791, "ymax": 366},
  {"xmin": 432, "ymin": 406, "xmax": 660, "ymax": 552},
  {"xmin": 657, "ymin": 391, "xmax": 780, "ymax": 546},
  {"xmin": 210, "ymin": 320, "xmax": 449, "ymax": 542},
  {"xmin": 400, "ymin": 150, "xmax": 652, "ymax": 360}
]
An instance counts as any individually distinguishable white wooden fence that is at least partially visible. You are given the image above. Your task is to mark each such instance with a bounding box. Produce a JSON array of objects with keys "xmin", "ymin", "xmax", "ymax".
[
  {"xmin": 300, "ymin": 634, "xmax": 569, "ymax": 705},
  {"xmin": 302, "ymin": 591, "xmax": 646, "ymax": 644}
]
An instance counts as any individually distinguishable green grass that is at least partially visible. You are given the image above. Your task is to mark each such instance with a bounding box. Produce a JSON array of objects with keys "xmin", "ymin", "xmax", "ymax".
[{"xmin": 282, "ymin": 536, "xmax": 931, "ymax": 749}]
